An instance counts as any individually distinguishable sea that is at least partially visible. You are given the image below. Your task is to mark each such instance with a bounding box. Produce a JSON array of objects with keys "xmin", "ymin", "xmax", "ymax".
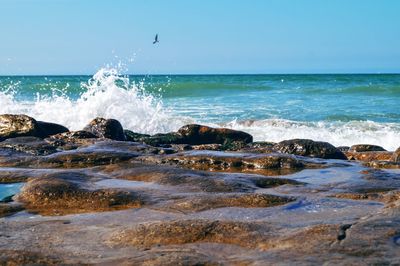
[{"xmin": 0, "ymin": 68, "xmax": 399, "ymax": 150}]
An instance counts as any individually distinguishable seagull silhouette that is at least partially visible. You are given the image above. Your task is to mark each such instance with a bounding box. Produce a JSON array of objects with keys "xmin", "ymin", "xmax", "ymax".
[{"xmin": 153, "ymin": 34, "xmax": 159, "ymax": 44}]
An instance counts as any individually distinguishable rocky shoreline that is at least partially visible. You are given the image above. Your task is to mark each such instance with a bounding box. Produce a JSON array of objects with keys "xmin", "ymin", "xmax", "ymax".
[{"xmin": 0, "ymin": 114, "xmax": 400, "ymax": 265}]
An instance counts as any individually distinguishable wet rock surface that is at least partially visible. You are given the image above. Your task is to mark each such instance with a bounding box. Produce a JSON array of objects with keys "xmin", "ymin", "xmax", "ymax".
[
  {"xmin": 349, "ymin": 144, "xmax": 387, "ymax": 152},
  {"xmin": 83, "ymin": 117, "xmax": 126, "ymax": 141},
  {"xmin": 273, "ymin": 138, "xmax": 347, "ymax": 159},
  {"xmin": 0, "ymin": 116, "xmax": 399, "ymax": 264}
]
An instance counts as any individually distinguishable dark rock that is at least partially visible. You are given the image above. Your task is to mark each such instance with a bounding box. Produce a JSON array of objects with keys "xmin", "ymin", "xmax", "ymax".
[
  {"xmin": 45, "ymin": 130, "xmax": 99, "ymax": 149},
  {"xmin": 36, "ymin": 121, "xmax": 69, "ymax": 138},
  {"xmin": 0, "ymin": 137, "xmax": 58, "ymax": 155},
  {"xmin": 124, "ymin": 130, "xmax": 150, "ymax": 142},
  {"xmin": 273, "ymin": 139, "xmax": 347, "ymax": 160},
  {"xmin": 83, "ymin": 117, "xmax": 126, "ymax": 141},
  {"xmin": 141, "ymin": 132, "xmax": 185, "ymax": 146},
  {"xmin": 349, "ymin": 144, "xmax": 386, "ymax": 153},
  {"xmin": 177, "ymin": 124, "xmax": 253, "ymax": 145},
  {"xmin": 0, "ymin": 114, "xmax": 38, "ymax": 140}
]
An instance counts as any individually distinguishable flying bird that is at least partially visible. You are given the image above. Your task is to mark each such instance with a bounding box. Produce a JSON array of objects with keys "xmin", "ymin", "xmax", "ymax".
[{"xmin": 153, "ymin": 34, "xmax": 159, "ymax": 44}]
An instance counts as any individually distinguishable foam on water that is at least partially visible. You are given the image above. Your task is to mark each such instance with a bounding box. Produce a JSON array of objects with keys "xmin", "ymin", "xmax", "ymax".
[
  {"xmin": 0, "ymin": 68, "xmax": 399, "ymax": 151},
  {"xmin": 0, "ymin": 68, "xmax": 193, "ymax": 134},
  {"xmin": 222, "ymin": 119, "xmax": 400, "ymax": 151}
]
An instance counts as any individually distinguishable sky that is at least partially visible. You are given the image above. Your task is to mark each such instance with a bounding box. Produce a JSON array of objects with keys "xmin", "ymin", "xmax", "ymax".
[{"xmin": 0, "ymin": 0, "xmax": 399, "ymax": 75}]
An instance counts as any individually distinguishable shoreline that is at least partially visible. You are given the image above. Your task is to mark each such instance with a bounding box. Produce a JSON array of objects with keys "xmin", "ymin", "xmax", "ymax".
[{"xmin": 0, "ymin": 114, "xmax": 399, "ymax": 264}]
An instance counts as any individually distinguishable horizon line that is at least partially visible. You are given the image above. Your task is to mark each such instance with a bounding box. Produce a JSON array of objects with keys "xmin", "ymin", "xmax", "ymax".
[{"xmin": 1, "ymin": 72, "xmax": 400, "ymax": 77}]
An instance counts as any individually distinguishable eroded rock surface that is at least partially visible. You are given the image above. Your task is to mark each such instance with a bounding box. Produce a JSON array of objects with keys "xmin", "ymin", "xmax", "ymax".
[
  {"xmin": 273, "ymin": 138, "xmax": 347, "ymax": 159},
  {"xmin": 83, "ymin": 117, "xmax": 126, "ymax": 141}
]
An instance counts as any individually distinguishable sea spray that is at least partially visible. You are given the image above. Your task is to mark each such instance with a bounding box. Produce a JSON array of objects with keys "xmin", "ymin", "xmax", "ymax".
[{"xmin": 0, "ymin": 68, "xmax": 192, "ymax": 134}]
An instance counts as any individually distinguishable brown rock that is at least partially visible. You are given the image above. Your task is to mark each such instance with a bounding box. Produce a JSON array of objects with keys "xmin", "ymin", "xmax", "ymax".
[
  {"xmin": 345, "ymin": 151, "xmax": 393, "ymax": 162},
  {"xmin": 273, "ymin": 139, "xmax": 347, "ymax": 160},
  {"xmin": 83, "ymin": 117, "xmax": 126, "ymax": 141},
  {"xmin": 0, "ymin": 114, "xmax": 38, "ymax": 140},
  {"xmin": 349, "ymin": 144, "xmax": 386, "ymax": 152},
  {"xmin": 178, "ymin": 124, "xmax": 253, "ymax": 145},
  {"xmin": 15, "ymin": 175, "xmax": 144, "ymax": 215}
]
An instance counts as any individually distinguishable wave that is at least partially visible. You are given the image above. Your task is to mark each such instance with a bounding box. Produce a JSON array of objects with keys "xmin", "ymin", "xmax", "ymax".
[
  {"xmin": 221, "ymin": 119, "xmax": 400, "ymax": 151},
  {"xmin": 0, "ymin": 68, "xmax": 193, "ymax": 134},
  {"xmin": 0, "ymin": 69, "xmax": 399, "ymax": 151}
]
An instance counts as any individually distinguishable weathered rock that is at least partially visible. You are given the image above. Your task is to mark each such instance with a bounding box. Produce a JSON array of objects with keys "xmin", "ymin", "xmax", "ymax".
[
  {"xmin": 45, "ymin": 130, "xmax": 99, "ymax": 149},
  {"xmin": 0, "ymin": 114, "xmax": 38, "ymax": 140},
  {"xmin": 0, "ymin": 137, "xmax": 58, "ymax": 155},
  {"xmin": 161, "ymin": 193, "xmax": 294, "ymax": 212},
  {"xmin": 178, "ymin": 124, "xmax": 253, "ymax": 145},
  {"xmin": 0, "ymin": 114, "xmax": 69, "ymax": 141},
  {"xmin": 15, "ymin": 175, "xmax": 144, "ymax": 215},
  {"xmin": 139, "ymin": 151, "xmax": 307, "ymax": 173},
  {"xmin": 363, "ymin": 160, "xmax": 400, "ymax": 169},
  {"xmin": 345, "ymin": 151, "xmax": 393, "ymax": 162},
  {"xmin": 349, "ymin": 144, "xmax": 386, "ymax": 152},
  {"xmin": 273, "ymin": 139, "xmax": 347, "ymax": 160},
  {"xmin": 111, "ymin": 219, "xmax": 272, "ymax": 249},
  {"xmin": 83, "ymin": 117, "xmax": 126, "ymax": 141}
]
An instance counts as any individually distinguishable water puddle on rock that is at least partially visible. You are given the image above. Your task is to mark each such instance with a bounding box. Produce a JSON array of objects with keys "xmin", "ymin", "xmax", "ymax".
[{"xmin": 0, "ymin": 183, "xmax": 25, "ymax": 201}]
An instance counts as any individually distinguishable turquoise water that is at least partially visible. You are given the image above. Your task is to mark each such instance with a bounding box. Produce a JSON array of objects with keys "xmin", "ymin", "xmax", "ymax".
[
  {"xmin": 0, "ymin": 70, "xmax": 399, "ymax": 150},
  {"xmin": 0, "ymin": 183, "xmax": 24, "ymax": 201}
]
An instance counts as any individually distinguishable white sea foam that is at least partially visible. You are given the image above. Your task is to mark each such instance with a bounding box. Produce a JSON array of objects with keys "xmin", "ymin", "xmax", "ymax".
[
  {"xmin": 0, "ymin": 68, "xmax": 193, "ymax": 134},
  {"xmin": 0, "ymin": 68, "xmax": 399, "ymax": 151},
  {"xmin": 222, "ymin": 119, "xmax": 400, "ymax": 151}
]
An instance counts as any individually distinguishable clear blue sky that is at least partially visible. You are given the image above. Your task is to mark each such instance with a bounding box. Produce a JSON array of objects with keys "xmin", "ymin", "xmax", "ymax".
[{"xmin": 1, "ymin": 0, "xmax": 399, "ymax": 75}]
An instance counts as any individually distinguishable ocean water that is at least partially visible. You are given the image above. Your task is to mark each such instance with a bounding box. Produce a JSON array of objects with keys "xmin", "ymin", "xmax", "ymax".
[{"xmin": 0, "ymin": 68, "xmax": 399, "ymax": 150}]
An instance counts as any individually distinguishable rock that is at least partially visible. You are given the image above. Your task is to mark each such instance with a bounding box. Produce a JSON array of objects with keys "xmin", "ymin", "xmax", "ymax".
[
  {"xmin": 161, "ymin": 193, "xmax": 294, "ymax": 213},
  {"xmin": 0, "ymin": 114, "xmax": 38, "ymax": 140},
  {"xmin": 0, "ymin": 137, "xmax": 58, "ymax": 155},
  {"xmin": 177, "ymin": 124, "xmax": 253, "ymax": 145},
  {"xmin": 15, "ymin": 175, "xmax": 144, "ymax": 215},
  {"xmin": 337, "ymin": 146, "xmax": 350, "ymax": 152},
  {"xmin": 36, "ymin": 121, "xmax": 69, "ymax": 137},
  {"xmin": 392, "ymin": 147, "xmax": 400, "ymax": 162},
  {"xmin": 349, "ymin": 144, "xmax": 386, "ymax": 152},
  {"xmin": 111, "ymin": 219, "xmax": 270, "ymax": 249},
  {"xmin": 345, "ymin": 151, "xmax": 393, "ymax": 162},
  {"xmin": 139, "ymin": 150, "xmax": 311, "ymax": 174},
  {"xmin": 83, "ymin": 117, "xmax": 126, "ymax": 141},
  {"xmin": 141, "ymin": 133, "xmax": 185, "ymax": 146},
  {"xmin": 363, "ymin": 161, "xmax": 400, "ymax": 169},
  {"xmin": 273, "ymin": 139, "xmax": 347, "ymax": 160},
  {"xmin": 0, "ymin": 114, "xmax": 69, "ymax": 141},
  {"xmin": 45, "ymin": 130, "xmax": 99, "ymax": 149},
  {"xmin": 124, "ymin": 130, "xmax": 150, "ymax": 142}
]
